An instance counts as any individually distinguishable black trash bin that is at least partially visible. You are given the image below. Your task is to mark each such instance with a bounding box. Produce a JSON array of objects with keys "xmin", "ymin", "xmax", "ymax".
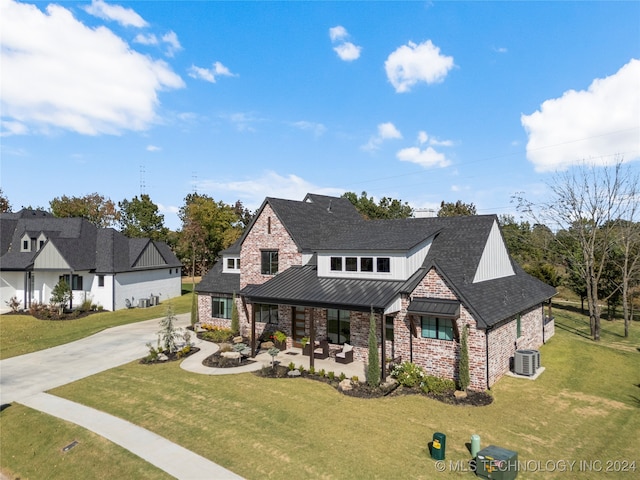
[{"xmin": 431, "ymin": 432, "xmax": 446, "ymax": 460}]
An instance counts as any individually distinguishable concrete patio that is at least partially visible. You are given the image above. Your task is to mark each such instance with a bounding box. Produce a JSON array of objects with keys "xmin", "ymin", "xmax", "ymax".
[{"xmin": 256, "ymin": 346, "xmax": 367, "ymax": 380}]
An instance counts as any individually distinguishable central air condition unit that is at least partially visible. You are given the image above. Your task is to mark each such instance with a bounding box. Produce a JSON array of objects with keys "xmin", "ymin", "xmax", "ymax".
[
  {"xmin": 138, "ymin": 298, "xmax": 150, "ymax": 308},
  {"xmin": 514, "ymin": 349, "xmax": 540, "ymax": 376}
]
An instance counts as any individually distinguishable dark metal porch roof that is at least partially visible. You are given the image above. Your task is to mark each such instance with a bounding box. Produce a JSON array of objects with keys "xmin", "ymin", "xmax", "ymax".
[
  {"xmin": 241, "ymin": 264, "xmax": 405, "ymax": 312},
  {"xmin": 407, "ymin": 297, "xmax": 460, "ymax": 318}
]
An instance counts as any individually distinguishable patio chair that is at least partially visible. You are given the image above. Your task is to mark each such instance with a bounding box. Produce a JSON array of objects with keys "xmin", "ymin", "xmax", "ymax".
[
  {"xmin": 335, "ymin": 343, "xmax": 354, "ymax": 364},
  {"xmin": 314, "ymin": 340, "xmax": 329, "ymax": 359}
]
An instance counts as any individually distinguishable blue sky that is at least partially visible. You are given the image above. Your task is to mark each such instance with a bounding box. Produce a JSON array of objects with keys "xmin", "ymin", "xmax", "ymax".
[{"xmin": 1, "ymin": 0, "xmax": 639, "ymax": 230}]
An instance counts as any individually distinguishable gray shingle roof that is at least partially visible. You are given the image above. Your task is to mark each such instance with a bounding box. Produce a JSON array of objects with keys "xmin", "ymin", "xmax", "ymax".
[
  {"xmin": 197, "ymin": 194, "xmax": 556, "ymax": 328},
  {"xmin": 195, "ymin": 261, "xmax": 240, "ymax": 295}
]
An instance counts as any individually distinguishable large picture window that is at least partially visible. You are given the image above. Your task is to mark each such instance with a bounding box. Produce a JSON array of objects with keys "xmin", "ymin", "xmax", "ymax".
[
  {"xmin": 212, "ymin": 296, "xmax": 233, "ymax": 319},
  {"xmin": 327, "ymin": 309, "xmax": 350, "ymax": 344},
  {"xmin": 261, "ymin": 250, "xmax": 278, "ymax": 275},
  {"xmin": 420, "ymin": 316, "xmax": 454, "ymax": 341},
  {"xmin": 255, "ymin": 304, "xmax": 278, "ymax": 323}
]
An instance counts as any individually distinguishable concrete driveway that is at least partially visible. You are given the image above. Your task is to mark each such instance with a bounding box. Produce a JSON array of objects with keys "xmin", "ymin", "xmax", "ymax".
[{"xmin": 0, "ymin": 313, "xmax": 244, "ymax": 480}]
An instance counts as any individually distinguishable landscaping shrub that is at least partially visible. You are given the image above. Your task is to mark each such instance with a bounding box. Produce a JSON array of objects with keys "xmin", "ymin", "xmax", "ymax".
[
  {"xmin": 5, "ymin": 296, "xmax": 21, "ymax": 313},
  {"xmin": 421, "ymin": 376, "xmax": 456, "ymax": 396},
  {"xmin": 200, "ymin": 327, "xmax": 233, "ymax": 343},
  {"xmin": 391, "ymin": 361, "xmax": 426, "ymax": 388}
]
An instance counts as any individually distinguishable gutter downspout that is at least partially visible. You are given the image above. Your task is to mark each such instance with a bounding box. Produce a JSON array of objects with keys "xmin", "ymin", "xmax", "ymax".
[
  {"xmin": 112, "ymin": 274, "xmax": 116, "ymax": 311},
  {"xmin": 380, "ymin": 309, "xmax": 386, "ymax": 382},
  {"xmin": 485, "ymin": 326, "xmax": 491, "ymax": 391}
]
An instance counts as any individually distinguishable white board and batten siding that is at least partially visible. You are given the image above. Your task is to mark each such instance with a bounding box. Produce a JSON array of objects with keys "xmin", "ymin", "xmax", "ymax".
[
  {"xmin": 114, "ymin": 269, "xmax": 181, "ymax": 311},
  {"xmin": 33, "ymin": 242, "xmax": 71, "ymax": 270},
  {"xmin": 473, "ymin": 220, "xmax": 515, "ymax": 283}
]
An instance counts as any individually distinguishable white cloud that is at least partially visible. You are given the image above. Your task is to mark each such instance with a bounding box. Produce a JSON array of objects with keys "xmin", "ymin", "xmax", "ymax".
[
  {"xmin": 361, "ymin": 122, "xmax": 403, "ymax": 151},
  {"xmin": 329, "ymin": 25, "xmax": 348, "ymax": 43},
  {"xmin": 223, "ymin": 112, "xmax": 263, "ymax": 132},
  {"xmin": 493, "ymin": 46, "xmax": 508, "ymax": 54},
  {"xmin": 329, "ymin": 25, "xmax": 361, "ymax": 62},
  {"xmin": 146, "ymin": 145, "xmax": 161, "ymax": 152},
  {"xmin": 0, "ymin": 0, "xmax": 184, "ymax": 136},
  {"xmin": 188, "ymin": 61, "xmax": 236, "ymax": 83},
  {"xmin": 134, "ymin": 33, "xmax": 158, "ymax": 45},
  {"xmin": 197, "ymin": 171, "xmax": 344, "ymax": 211},
  {"xmin": 83, "ymin": 0, "xmax": 148, "ymax": 28},
  {"xmin": 397, "ymin": 146, "xmax": 451, "ymax": 168},
  {"xmin": 521, "ymin": 58, "xmax": 640, "ymax": 172},
  {"xmin": 161, "ymin": 31, "xmax": 182, "ymax": 57},
  {"xmin": 417, "ymin": 130, "xmax": 453, "ymax": 147},
  {"xmin": 292, "ymin": 121, "xmax": 327, "ymax": 137},
  {"xmin": 385, "ymin": 40, "xmax": 454, "ymax": 93},
  {"xmin": 1, "ymin": 120, "xmax": 28, "ymax": 137},
  {"xmin": 334, "ymin": 42, "xmax": 361, "ymax": 62}
]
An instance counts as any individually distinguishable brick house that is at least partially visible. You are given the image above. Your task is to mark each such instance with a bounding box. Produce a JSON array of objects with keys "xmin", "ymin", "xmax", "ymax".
[{"xmin": 196, "ymin": 194, "xmax": 555, "ymax": 390}]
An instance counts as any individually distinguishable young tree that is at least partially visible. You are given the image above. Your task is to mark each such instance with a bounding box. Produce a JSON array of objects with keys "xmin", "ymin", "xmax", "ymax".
[
  {"xmin": 230, "ymin": 292, "xmax": 240, "ymax": 336},
  {"xmin": 517, "ymin": 160, "xmax": 637, "ymax": 341},
  {"xmin": 118, "ymin": 194, "xmax": 168, "ymax": 241},
  {"xmin": 50, "ymin": 278, "xmax": 71, "ymax": 315},
  {"xmin": 158, "ymin": 304, "xmax": 180, "ymax": 353},
  {"xmin": 458, "ymin": 324, "xmax": 470, "ymax": 391},
  {"xmin": 190, "ymin": 285, "xmax": 198, "ymax": 327},
  {"xmin": 366, "ymin": 310, "xmax": 380, "ymax": 387},
  {"xmin": 50, "ymin": 193, "xmax": 119, "ymax": 227}
]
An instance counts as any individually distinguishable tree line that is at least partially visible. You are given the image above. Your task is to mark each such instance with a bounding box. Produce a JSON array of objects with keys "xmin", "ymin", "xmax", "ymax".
[{"xmin": 1, "ymin": 160, "xmax": 637, "ymax": 340}]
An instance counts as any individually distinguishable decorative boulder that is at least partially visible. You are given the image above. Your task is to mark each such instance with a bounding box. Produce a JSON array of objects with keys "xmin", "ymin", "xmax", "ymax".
[
  {"xmin": 221, "ymin": 351, "xmax": 241, "ymax": 360},
  {"xmin": 233, "ymin": 336, "xmax": 244, "ymax": 344},
  {"xmin": 287, "ymin": 369, "xmax": 301, "ymax": 377},
  {"xmin": 338, "ymin": 379, "xmax": 353, "ymax": 392}
]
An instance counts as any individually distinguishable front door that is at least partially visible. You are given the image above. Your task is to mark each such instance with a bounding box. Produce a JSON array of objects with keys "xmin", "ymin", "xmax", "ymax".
[{"xmin": 292, "ymin": 307, "xmax": 306, "ymax": 346}]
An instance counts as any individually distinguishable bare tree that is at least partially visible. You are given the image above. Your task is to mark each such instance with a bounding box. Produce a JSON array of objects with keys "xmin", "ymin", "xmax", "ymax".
[{"xmin": 517, "ymin": 160, "xmax": 637, "ymax": 341}]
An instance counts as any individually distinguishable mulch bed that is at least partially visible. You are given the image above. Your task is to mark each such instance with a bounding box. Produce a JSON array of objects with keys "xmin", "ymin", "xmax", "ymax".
[
  {"xmin": 202, "ymin": 351, "xmax": 256, "ymax": 368},
  {"xmin": 254, "ymin": 364, "xmax": 493, "ymax": 406},
  {"xmin": 140, "ymin": 347, "xmax": 200, "ymax": 364},
  {"xmin": 3, "ymin": 309, "xmax": 100, "ymax": 321}
]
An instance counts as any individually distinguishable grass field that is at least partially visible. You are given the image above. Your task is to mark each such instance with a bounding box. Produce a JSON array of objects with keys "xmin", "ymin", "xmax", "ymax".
[
  {"xmin": 2, "ymin": 302, "xmax": 638, "ymax": 479},
  {"xmin": 0, "ymin": 283, "xmax": 195, "ymax": 360}
]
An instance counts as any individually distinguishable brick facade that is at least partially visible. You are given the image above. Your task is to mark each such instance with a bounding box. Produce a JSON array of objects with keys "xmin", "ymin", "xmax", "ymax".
[{"xmin": 197, "ymin": 199, "xmax": 554, "ymax": 391}]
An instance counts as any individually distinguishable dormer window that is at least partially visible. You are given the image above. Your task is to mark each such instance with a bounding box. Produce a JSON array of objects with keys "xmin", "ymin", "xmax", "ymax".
[{"xmin": 23, "ymin": 240, "xmax": 29, "ymax": 251}]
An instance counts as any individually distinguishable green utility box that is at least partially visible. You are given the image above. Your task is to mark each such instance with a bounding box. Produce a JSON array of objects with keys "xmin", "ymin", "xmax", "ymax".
[
  {"xmin": 475, "ymin": 445, "xmax": 518, "ymax": 480},
  {"xmin": 430, "ymin": 432, "xmax": 446, "ymax": 460}
]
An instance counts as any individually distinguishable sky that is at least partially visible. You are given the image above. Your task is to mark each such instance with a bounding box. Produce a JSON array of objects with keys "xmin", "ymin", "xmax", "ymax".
[{"xmin": 1, "ymin": 0, "xmax": 639, "ymax": 231}]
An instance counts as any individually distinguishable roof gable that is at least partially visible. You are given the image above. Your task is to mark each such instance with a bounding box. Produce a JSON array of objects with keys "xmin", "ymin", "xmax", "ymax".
[
  {"xmin": 33, "ymin": 241, "xmax": 71, "ymax": 270},
  {"xmin": 473, "ymin": 220, "xmax": 515, "ymax": 283}
]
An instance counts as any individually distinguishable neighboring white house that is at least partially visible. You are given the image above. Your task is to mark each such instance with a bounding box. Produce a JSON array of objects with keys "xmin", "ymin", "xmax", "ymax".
[{"xmin": 0, "ymin": 209, "xmax": 182, "ymax": 312}]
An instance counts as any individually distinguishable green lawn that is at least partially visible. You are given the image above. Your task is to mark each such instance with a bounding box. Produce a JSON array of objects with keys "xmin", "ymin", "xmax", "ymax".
[
  {"xmin": 2, "ymin": 304, "xmax": 636, "ymax": 479},
  {"xmin": 0, "ymin": 284, "xmax": 195, "ymax": 360}
]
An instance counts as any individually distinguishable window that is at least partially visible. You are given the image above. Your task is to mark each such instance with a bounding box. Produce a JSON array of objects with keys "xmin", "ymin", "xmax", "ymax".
[
  {"xmin": 420, "ymin": 316, "xmax": 454, "ymax": 341},
  {"xmin": 98, "ymin": 275, "xmax": 105, "ymax": 287},
  {"xmin": 261, "ymin": 250, "xmax": 278, "ymax": 275},
  {"xmin": 255, "ymin": 304, "xmax": 278, "ymax": 323},
  {"xmin": 227, "ymin": 258, "xmax": 235, "ymax": 269},
  {"xmin": 377, "ymin": 257, "xmax": 390, "ymax": 273},
  {"xmin": 330, "ymin": 257, "xmax": 342, "ymax": 271},
  {"xmin": 385, "ymin": 316, "xmax": 394, "ymax": 341},
  {"xmin": 23, "ymin": 240, "xmax": 29, "ymax": 250},
  {"xmin": 267, "ymin": 216, "xmax": 272, "ymax": 234},
  {"xmin": 516, "ymin": 315, "xmax": 522, "ymax": 338},
  {"xmin": 361, "ymin": 257, "xmax": 373, "ymax": 272},
  {"xmin": 59, "ymin": 274, "xmax": 83, "ymax": 290},
  {"xmin": 345, "ymin": 257, "xmax": 357, "ymax": 272},
  {"xmin": 39, "ymin": 240, "xmax": 45, "ymax": 249},
  {"xmin": 212, "ymin": 296, "xmax": 233, "ymax": 319},
  {"xmin": 327, "ymin": 309, "xmax": 350, "ymax": 344}
]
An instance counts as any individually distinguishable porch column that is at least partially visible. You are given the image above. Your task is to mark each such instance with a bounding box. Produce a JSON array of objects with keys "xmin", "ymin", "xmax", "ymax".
[{"xmin": 249, "ymin": 301, "xmax": 256, "ymax": 358}]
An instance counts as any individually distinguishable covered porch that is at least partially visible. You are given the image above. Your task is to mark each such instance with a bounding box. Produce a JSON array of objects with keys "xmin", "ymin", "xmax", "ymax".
[{"xmin": 253, "ymin": 345, "xmax": 366, "ymax": 380}]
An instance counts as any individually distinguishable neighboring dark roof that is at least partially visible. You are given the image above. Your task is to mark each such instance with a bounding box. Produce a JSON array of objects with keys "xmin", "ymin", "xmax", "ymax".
[
  {"xmin": 241, "ymin": 264, "xmax": 406, "ymax": 312},
  {"xmin": 0, "ymin": 210, "xmax": 182, "ymax": 273},
  {"xmin": 195, "ymin": 261, "xmax": 240, "ymax": 295},
  {"xmin": 407, "ymin": 298, "xmax": 460, "ymax": 318}
]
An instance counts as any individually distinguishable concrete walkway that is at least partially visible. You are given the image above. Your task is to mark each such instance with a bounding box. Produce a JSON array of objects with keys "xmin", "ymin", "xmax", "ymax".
[{"xmin": 0, "ymin": 313, "xmax": 243, "ymax": 480}]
